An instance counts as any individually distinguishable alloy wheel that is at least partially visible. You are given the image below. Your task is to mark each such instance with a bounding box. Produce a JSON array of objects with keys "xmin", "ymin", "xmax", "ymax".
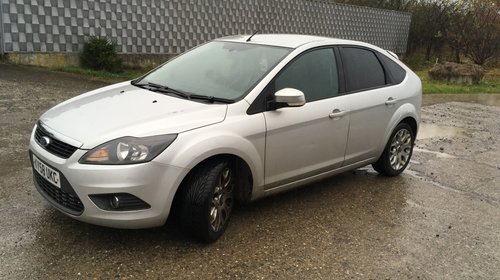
[
  {"xmin": 209, "ymin": 167, "xmax": 233, "ymax": 232},
  {"xmin": 389, "ymin": 128, "xmax": 412, "ymax": 170}
]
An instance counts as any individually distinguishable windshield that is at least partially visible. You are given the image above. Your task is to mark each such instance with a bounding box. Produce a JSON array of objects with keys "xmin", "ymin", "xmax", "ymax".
[{"xmin": 137, "ymin": 41, "xmax": 292, "ymax": 101}]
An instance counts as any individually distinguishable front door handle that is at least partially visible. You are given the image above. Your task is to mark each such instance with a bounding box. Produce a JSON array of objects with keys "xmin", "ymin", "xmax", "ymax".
[
  {"xmin": 385, "ymin": 97, "xmax": 398, "ymax": 106},
  {"xmin": 329, "ymin": 109, "xmax": 346, "ymax": 119}
]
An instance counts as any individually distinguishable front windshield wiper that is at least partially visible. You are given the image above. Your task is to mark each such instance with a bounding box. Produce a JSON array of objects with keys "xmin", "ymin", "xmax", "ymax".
[
  {"xmin": 189, "ymin": 94, "xmax": 234, "ymax": 104},
  {"xmin": 132, "ymin": 81, "xmax": 234, "ymax": 104},
  {"xmin": 133, "ymin": 81, "xmax": 191, "ymax": 99}
]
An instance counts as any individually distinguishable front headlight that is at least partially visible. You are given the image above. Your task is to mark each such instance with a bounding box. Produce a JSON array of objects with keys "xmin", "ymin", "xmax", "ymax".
[{"xmin": 79, "ymin": 134, "xmax": 177, "ymax": 165}]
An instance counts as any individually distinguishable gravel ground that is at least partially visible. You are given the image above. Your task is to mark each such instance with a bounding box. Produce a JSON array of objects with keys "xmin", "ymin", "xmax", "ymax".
[{"xmin": 0, "ymin": 63, "xmax": 499, "ymax": 279}]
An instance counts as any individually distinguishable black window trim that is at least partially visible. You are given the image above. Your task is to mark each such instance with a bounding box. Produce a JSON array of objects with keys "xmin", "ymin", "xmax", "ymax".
[
  {"xmin": 247, "ymin": 46, "xmax": 343, "ymax": 115},
  {"xmin": 337, "ymin": 45, "xmax": 405, "ymax": 95}
]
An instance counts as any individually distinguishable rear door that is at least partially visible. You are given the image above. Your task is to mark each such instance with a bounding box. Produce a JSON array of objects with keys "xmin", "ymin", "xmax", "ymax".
[
  {"xmin": 339, "ymin": 46, "xmax": 402, "ymax": 165},
  {"xmin": 263, "ymin": 48, "xmax": 350, "ymax": 188}
]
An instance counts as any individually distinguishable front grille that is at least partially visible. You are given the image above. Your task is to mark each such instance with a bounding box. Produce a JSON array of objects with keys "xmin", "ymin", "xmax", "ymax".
[
  {"xmin": 35, "ymin": 124, "xmax": 78, "ymax": 159},
  {"xmin": 34, "ymin": 172, "xmax": 84, "ymax": 215}
]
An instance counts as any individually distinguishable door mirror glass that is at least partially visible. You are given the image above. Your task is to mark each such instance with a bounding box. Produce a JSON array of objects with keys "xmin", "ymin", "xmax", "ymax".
[{"xmin": 274, "ymin": 88, "xmax": 306, "ymax": 108}]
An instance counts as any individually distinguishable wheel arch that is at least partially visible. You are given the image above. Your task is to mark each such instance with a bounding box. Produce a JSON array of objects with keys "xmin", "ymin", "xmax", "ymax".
[
  {"xmin": 170, "ymin": 153, "xmax": 254, "ymax": 220},
  {"xmin": 377, "ymin": 103, "xmax": 419, "ymax": 160},
  {"xmin": 400, "ymin": 116, "xmax": 418, "ymax": 138}
]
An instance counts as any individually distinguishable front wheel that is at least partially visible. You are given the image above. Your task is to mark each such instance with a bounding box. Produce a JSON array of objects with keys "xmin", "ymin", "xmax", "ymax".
[
  {"xmin": 178, "ymin": 159, "xmax": 235, "ymax": 242},
  {"xmin": 373, "ymin": 123, "xmax": 414, "ymax": 177}
]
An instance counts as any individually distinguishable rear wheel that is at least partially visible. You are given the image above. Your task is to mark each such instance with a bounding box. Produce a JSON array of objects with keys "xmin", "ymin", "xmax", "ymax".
[
  {"xmin": 373, "ymin": 123, "xmax": 414, "ymax": 176},
  {"xmin": 178, "ymin": 159, "xmax": 234, "ymax": 242}
]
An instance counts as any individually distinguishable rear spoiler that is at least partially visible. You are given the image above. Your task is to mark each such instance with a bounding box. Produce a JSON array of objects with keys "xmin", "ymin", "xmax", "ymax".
[{"xmin": 386, "ymin": 50, "xmax": 399, "ymax": 60}]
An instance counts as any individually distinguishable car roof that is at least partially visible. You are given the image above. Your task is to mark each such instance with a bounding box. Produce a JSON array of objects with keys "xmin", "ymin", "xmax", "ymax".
[{"xmin": 216, "ymin": 34, "xmax": 363, "ymax": 49}]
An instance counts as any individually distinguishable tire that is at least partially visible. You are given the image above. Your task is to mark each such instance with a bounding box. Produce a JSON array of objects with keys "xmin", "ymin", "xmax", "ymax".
[
  {"xmin": 372, "ymin": 123, "xmax": 415, "ymax": 177},
  {"xmin": 178, "ymin": 159, "xmax": 235, "ymax": 242}
]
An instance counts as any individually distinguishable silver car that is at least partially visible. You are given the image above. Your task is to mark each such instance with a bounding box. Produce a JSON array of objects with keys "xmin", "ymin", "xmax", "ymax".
[{"xmin": 29, "ymin": 34, "xmax": 421, "ymax": 242}]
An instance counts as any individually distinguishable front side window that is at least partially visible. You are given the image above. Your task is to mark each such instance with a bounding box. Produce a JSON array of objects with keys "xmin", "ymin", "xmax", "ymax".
[
  {"xmin": 341, "ymin": 47, "xmax": 386, "ymax": 92},
  {"xmin": 275, "ymin": 48, "xmax": 339, "ymax": 102},
  {"xmin": 138, "ymin": 41, "xmax": 292, "ymax": 101}
]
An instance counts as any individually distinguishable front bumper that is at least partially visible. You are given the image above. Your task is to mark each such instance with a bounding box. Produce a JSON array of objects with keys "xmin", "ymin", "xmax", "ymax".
[{"xmin": 29, "ymin": 128, "xmax": 189, "ymax": 229}]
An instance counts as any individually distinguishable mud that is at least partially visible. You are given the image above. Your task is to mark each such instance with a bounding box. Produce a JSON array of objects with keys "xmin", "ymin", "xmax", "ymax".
[
  {"xmin": 422, "ymin": 93, "xmax": 500, "ymax": 107},
  {"xmin": 0, "ymin": 63, "xmax": 499, "ymax": 279}
]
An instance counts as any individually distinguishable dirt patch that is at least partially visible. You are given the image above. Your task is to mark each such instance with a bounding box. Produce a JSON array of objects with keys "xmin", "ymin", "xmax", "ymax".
[{"xmin": 411, "ymin": 101, "xmax": 500, "ymax": 201}]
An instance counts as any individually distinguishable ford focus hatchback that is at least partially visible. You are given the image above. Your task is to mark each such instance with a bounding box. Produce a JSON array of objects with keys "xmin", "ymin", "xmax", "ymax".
[{"xmin": 29, "ymin": 34, "xmax": 421, "ymax": 242}]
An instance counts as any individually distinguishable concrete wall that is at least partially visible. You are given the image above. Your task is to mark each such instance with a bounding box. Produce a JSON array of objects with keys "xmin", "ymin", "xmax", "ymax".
[{"xmin": 0, "ymin": 0, "xmax": 411, "ymax": 67}]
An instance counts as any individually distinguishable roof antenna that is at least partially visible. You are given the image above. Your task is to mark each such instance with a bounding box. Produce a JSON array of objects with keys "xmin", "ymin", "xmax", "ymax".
[{"xmin": 246, "ymin": 30, "xmax": 259, "ymax": 42}]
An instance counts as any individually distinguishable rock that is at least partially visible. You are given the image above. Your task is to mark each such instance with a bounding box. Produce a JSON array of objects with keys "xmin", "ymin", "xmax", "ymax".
[{"xmin": 428, "ymin": 62, "xmax": 484, "ymax": 85}]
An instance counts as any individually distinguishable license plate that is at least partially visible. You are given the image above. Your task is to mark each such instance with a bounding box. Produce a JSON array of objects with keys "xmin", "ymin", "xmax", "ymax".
[{"xmin": 32, "ymin": 155, "xmax": 61, "ymax": 188}]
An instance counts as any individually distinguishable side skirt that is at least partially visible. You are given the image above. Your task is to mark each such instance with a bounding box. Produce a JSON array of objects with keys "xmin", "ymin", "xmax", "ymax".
[{"xmin": 251, "ymin": 158, "xmax": 376, "ymax": 200}]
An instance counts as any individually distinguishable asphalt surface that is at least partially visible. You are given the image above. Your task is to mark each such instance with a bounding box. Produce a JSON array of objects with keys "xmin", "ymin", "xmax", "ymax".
[{"xmin": 1, "ymin": 63, "xmax": 499, "ymax": 279}]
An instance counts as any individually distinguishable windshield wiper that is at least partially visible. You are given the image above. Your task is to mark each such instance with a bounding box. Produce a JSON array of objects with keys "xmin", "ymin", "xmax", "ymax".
[
  {"xmin": 132, "ymin": 81, "xmax": 234, "ymax": 103},
  {"xmin": 146, "ymin": 82, "xmax": 191, "ymax": 99},
  {"xmin": 133, "ymin": 81, "xmax": 191, "ymax": 99},
  {"xmin": 189, "ymin": 94, "xmax": 234, "ymax": 104}
]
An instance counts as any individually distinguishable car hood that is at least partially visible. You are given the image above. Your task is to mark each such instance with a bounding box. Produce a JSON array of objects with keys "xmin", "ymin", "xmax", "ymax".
[{"xmin": 39, "ymin": 82, "xmax": 227, "ymax": 149}]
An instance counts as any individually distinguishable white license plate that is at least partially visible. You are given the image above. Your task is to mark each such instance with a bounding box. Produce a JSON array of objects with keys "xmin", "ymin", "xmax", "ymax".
[{"xmin": 32, "ymin": 155, "xmax": 61, "ymax": 188}]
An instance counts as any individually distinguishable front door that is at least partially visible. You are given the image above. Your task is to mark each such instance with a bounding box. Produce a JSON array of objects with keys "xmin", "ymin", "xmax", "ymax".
[{"xmin": 263, "ymin": 48, "xmax": 350, "ymax": 188}]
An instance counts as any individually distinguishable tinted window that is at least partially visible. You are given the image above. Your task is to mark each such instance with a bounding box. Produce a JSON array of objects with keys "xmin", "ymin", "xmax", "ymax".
[
  {"xmin": 275, "ymin": 48, "xmax": 339, "ymax": 102},
  {"xmin": 378, "ymin": 53, "xmax": 406, "ymax": 84},
  {"xmin": 341, "ymin": 47, "xmax": 385, "ymax": 92}
]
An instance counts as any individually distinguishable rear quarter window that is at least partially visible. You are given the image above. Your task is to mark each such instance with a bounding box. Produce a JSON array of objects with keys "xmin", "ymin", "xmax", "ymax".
[{"xmin": 378, "ymin": 53, "xmax": 407, "ymax": 84}]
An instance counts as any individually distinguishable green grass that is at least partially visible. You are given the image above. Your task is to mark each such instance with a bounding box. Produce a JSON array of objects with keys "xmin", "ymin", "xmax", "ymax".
[
  {"xmin": 51, "ymin": 65, "xmax": 147, "ymax": 82},
  {"xmin": 416, "ymin": 70, "xmax": 500, "ymax": 94}
]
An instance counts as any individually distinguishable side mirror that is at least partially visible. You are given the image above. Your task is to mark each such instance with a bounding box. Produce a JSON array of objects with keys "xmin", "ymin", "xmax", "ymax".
[{"xmin": 274, "ymin": 88, "xmax": 306, "ymax": 108}]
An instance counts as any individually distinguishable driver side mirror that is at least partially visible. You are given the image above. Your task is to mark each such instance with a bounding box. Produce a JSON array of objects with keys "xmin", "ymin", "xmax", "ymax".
[{"xmin": 273, "ymin": 88, "xmax": 306, "ymax": 109}]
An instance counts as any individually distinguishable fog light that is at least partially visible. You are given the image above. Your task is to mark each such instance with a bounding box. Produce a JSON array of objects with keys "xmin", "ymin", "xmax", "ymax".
[
  {"xmin": 89, "ymin": 193, "xmax": 151, "ymax": 211},
  {"xmin": 110, "ymin": 195, "xmax": 120, "ymax": 209}
]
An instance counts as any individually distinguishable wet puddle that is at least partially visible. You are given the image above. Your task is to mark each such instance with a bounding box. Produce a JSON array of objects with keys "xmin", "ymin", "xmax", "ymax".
[{"xmin": 417, "ymin": 123, "xmax": 468, "ymax": 140}]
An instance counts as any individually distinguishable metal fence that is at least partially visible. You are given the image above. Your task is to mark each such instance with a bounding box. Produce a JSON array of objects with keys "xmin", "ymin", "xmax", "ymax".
[{"xmin": 0, "ymin": 0, "xmax": 411, "ymax": 55}]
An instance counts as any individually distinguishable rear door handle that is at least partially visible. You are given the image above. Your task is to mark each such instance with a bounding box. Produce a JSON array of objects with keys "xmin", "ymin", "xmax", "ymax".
[
  {"xmin": 385, "ymin": 97, "xmax": 398, "ymax": 106},
  {"xmin": 329, "ymin": 109, "xmax": 346, "ymax": 119}
]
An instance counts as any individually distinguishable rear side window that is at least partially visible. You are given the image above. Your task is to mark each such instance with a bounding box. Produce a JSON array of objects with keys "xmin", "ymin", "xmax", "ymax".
[
  {"xmin": 378, "ymin": 53, "xmax": 407, "ymax": 84},
  {"xmin": 275, "ymin": 48, "xmax": 339, "ymax": 102},
  {"xmin": 341, "ymin": 47, "xmax": 385, "ymax": 92}
]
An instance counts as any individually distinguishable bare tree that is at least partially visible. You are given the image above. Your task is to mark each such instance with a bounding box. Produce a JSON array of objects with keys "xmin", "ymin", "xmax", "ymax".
[
  {"xmin": 324, "ymin": 0, "xmax": 500, "ymax": 64},
  {"xmin": 463, "ymin": 0, "xmax": 500, "ymax": 65},
  {"xmin": 446, "ymin": 1, "xmax": 471, "ymax": 63},
  {"xmin": 407, "ymin": 0, "xmax": 454, "ymax": 60}
]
